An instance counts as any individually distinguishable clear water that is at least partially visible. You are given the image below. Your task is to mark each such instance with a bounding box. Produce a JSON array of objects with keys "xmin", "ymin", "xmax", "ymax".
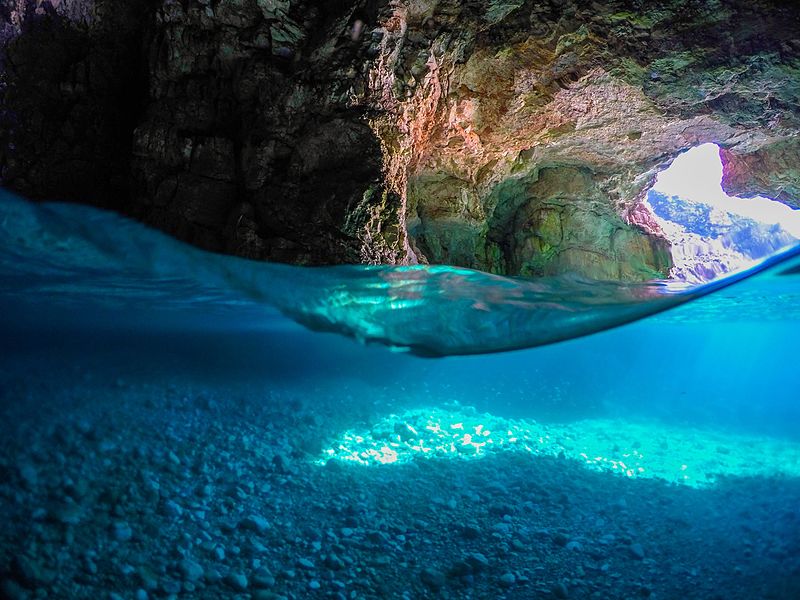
[{"xmin": 1, "ymin": 192, "xmax": 799, "ymax": 599}]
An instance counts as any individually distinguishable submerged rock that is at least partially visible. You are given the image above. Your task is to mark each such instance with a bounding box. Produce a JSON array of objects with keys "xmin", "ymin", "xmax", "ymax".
[
  {"xmin": 111, "ymin": 521, "xmax": 133, "ymax": 542},
  {"xmin": 226, "ymin": 571, "xmax": 249, "ymax": 592},
  {"xmin": 177, "ymin": 559, "xmax": 204, "ymax": 582},
  {"xmin": 629, "ymin": 543, "xmax": 646, "ymax": 560},
  {"xmin": 420, "ymin": 568, "xmax": 446, "ymax": 590}
]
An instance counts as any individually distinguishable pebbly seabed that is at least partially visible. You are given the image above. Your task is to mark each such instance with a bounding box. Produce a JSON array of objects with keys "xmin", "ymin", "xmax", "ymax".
[{"xmin": 1, "ymin": 352, "xmax": 799, "ymax": 600}]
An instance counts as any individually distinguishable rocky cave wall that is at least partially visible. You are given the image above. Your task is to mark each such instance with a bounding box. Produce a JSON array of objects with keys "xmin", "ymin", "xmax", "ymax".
[{"xmin": 1, "ymin": 0, "xmax": 799, "ymax": 279}]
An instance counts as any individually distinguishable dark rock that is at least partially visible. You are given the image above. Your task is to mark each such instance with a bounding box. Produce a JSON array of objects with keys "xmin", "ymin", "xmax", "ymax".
[
  {"xmin": 629, "ymin": 543, "xmax": 646, "ymax": 560},
  {"xmin": 461, "ymin": 524, "xmax": 481, "ymax": 539},
  {"xmin": 552, "ymin": 581, "xmax": 569, "ymax": 598},
  {"xmin": 226, "ymin": 571, "xmax": 248, "ymax": 591},
  {"xmin": 177, "ymin": 559, "xmax": 204, "ymax": 582},
  {"xmin": 240, "ymin": 514, "xmax": 271, "ymax": 534},
  {"xmin": 0, "ymin": 578, "xmax": 27, "ymax": 600},
  {"xmin": 420, "ymin": 568, "xmax": 446, "ymax": 590},
  {"xmin": 252, "ymin": 567, "xmax": 276, "ymax": 589},
  {"xmin": 11, "ymin": 554, "xmax": 56, "ymax": 589},
  {"xmin": 112, "ymin": 521, "xmax": 133, "ymax": 542},
  {"xmin": 447, "ymin": 561, "xmax": 472, "ymax": 578},
  {"xmin": 465, "ymin": 553, "xmax": 489, "ymax": 572},
  {"xmin": 499, "ymin": 572, "xmax": 516, "ymax": 588}
]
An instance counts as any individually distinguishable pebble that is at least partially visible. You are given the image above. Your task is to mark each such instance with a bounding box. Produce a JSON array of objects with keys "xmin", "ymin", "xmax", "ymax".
[
  {"xmin": 18, "ymin": 463, "xmax": 38, "ymax": 488},
  {"xmin": 552, "ymin": 581, "xmax": 569, "ymax": 598},
  {"xmin": 420, "ymin": 568, "xmax": 446, "ymax": 590},
  {"xmin": 566, "ymin": 540, "xmax": 583, "ymax": 551},
  {"xmin": 161, "ymin": 580, "xmax": 181, "ymax": 595},
  {"xmin": 241, "ymin": 514, "xmax": 271, "ymax": 534},
  {"xmin": 466, "ymin": 553, "xmax": 489, "ymax": 572},
  {"xmin": 112, "ymin": 522, "xmax": 133, "ymax": 542},
  {"xmin": 629, "ymin": 543, "xmax": 646, "ymax": 560},
  {"xmin": 163, "ymin": 500, "xmax": 183, "ymax": 518},
  {"xmin": 324, "ymin": 554, "xmax": 345, "ymax": 570},
  {"xmin": 252, "ymin": 567, "xmax": 275, "ymax": 588},
  {"xmin": 448, "ymin": 560, "xmax": 472, "ymax": 577},
  {"xmin": 461, "ymin": 524, "xmax": 481, "ymax": 539},
  {"xmin": 226, "ymin": 571, "xmax": 248, "ymax": 591},
  {"xmin": 0, "ymin": 579, "xmax": 27, "ymax": 600},
  {"xmin": 206, "ymin": 568, "xmax": 223, "ymax": 584},
  {"xmin": 178, "ymin": 559, "xmax": 204, "ymax": 582},
  {"xmin": 499, "ymin": 572, "xmax": 516, "ymax": 587}
]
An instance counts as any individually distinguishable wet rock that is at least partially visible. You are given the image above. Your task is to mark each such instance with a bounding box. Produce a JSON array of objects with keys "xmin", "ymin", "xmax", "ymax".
[
  {"xmin": 499, "ymin": 572, "xmax": 516, "ymax": 588},
  {"xmin": 552, "ymin": 581, "xmax": 570, "ymax": 598},
  {"xmin": 17, "ymin": 463, "xmax": 38, "ymax": 488},
  {"xmin": 1, "ymin": 577, "xmax": 28, "ymax": 599},
  {"xmin": 461, "ymin": 524, "xmax": 481, "ymax": 539},
  {"xmin": 297, "ymin": 558, "xmax": 314, "ymax": 570},
  {"xmin": 162, "ymin": 500, "xmax": 183, "ymax": 518},
  {"xmin": 12, "ymin": 554, "xmax": 56, "ymax": 588},
  {"xmin": 206, "ymin": 568, "xmax": 223, "ymax": 584},
  {"xmin": 226, "ymin": 571, "xmax": 248, "ymax": 591},
  {"xmin": 553, "ymin": 532, "xmax": 569, "ymax": 547},
  {"xmin": 629, "ymin": 543, "xmax": 646, "ymax": 560},
  {"xmin": 447, "ymin": 560, "xmax": 472, "ymax": 578},
  {"xmin": 324, "ymin": 554, "xmax": 345, "ymax": 570},
  {"xmin": 420, "ymin": 568, "xmax": 446, "ymax": 590},
  {"xmin": 240, "ymin": 514, "xmax": 271, "ymax": 534},
  {"xmin": 112, "ymin": 521, "xmax": 133, "ymax": 542},
  {"xmin": 252, "ymin": 567, "xmax": 275, "ymax": 588},
  {"xmin": 161, "ymin": 579, "xmax": 181, "ymax": 595},
  {"xmin": 178, "ymin": 559, "xmax": 204, "ymax": 582},
  {"xmin": 566, "ymin": 540, "xmax": 583, "ymax": 551},
  {"xmin": 466, "ymin": 553, "xmax": 489, "ymax": 572}
]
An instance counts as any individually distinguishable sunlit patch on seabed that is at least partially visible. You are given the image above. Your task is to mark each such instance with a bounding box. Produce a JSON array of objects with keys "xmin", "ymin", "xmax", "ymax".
[{"xmin": 318, "ymin": 405, "xmax": 800, "ymax": 488}]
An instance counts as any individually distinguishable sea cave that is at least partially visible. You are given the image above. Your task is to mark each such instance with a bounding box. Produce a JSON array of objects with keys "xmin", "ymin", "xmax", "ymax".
[{"xmin": 1, "ymin": 2, "xmax": 799, "ymax": 599}]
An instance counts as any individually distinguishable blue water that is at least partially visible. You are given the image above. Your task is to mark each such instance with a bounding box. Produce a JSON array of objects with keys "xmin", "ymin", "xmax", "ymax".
[{"xmin": 1, "ymin": 192, "xmax": 799, "ymax": 599}]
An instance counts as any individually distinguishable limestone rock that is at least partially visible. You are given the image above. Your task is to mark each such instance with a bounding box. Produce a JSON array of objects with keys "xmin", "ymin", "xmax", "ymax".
[{"xmin": 1, "ymin": 1, "xmax": 799, "ymax": 279}]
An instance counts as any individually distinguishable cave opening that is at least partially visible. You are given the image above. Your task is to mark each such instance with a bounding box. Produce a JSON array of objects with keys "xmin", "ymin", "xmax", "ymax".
[{"xmin": 644, "ymin": 143, "xmax": 800, "ymax": 283}]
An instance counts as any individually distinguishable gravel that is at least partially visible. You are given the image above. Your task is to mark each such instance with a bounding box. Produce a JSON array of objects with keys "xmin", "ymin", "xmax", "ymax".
[{"xmin": 0, "ymin": 370, "xmax": 797, "ymax": 600}]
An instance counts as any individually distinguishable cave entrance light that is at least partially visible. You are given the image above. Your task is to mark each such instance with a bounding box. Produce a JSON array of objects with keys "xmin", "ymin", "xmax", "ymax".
[
  {"xmin": 643, "ymin": 143, "xmax": 800, "ymax": 282},
  {"xmin": 652, "ymin": 143, "xmax": 800, "ymax": 237}
]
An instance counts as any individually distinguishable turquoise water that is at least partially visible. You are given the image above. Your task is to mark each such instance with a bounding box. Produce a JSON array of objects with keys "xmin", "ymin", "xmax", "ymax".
[{"xmin": 1, "ymin": 192, "xmax": 799, "ymax": 599}]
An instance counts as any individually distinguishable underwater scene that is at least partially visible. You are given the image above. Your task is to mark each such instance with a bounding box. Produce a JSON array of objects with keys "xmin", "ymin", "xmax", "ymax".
[{"xmin": 1, "ymin": 189, "xmax": 800, "ymax": 600}]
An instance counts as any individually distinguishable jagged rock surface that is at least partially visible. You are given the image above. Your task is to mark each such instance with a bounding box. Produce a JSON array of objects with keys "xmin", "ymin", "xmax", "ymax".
[{"xmin": 1, "ymin": 0, "xmax": 799, "ymax": 278}]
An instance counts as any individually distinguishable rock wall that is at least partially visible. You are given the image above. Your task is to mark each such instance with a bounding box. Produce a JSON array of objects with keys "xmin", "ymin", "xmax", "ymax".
[
  {"xmin": 0, "ymin": 0, "xmax": 148, "ymax": 209},
  {"xmin": 369, "ymin": 0, "xmax": 800, "ymax": 279},
  {"xmin": 1, "ymin": 0, "xmax": 799, "ymax": 279}
]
